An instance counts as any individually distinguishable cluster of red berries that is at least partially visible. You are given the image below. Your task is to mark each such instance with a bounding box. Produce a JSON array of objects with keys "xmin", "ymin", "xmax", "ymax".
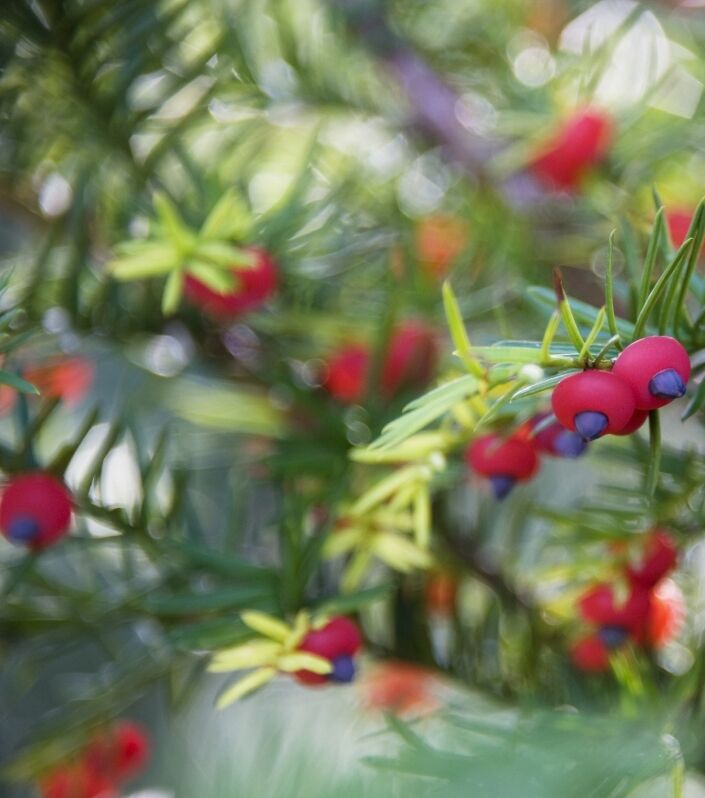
[
  {"xmin": 184, "ymin": 246, "xmax": 278, "ymax": 319},
  {"xmin": 552, "ymin": 336, "xmax": 691, "ymax": 442},
  {"xmin": 294, "ymin": 616, "xmax": 362, "ymax": 686},
  {"xmin": 466, "ymin": 412, "xmax": 586, "ymax": 499},
  {"xmin": 323, "ymin": 322, "xmax": 439, "ymax": 404},
  {"xmin": 0, "ymin": 472, "xmax": 73, "ymax": 549},
  {"xmin": 571, "ymin": 531, "xmax": 681, "ymax": 672},
  {"xmin": 531, "ymin": 107, "xmax": 613, "ymax": 191},
  {"xmin": 40, "ymin": 721, "xmax": 150, "ymax": 798}
]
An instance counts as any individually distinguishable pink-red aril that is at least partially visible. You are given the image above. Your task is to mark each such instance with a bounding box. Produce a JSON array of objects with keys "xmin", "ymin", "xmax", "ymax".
[
  {"xmin": 184, "ymin": 247, "xmax": 277, "ymax": 318},
  {"xmin": 551, "ymin": 370, "xmax": 636, "ymax": 441},
  {"xmin": 531, "ymin": 108, "xmax": 613, "ymax": 191},
  {"xmin": 0, "ymin": 472, "xmax": 73, "ymax": 548},
  {"xmin": 294, "ymin": 616, "xmax": 362, "ymax": 686},
  {"xmin": 466, "ymin": 434, "xmax": 540, "ymax": 499},
  {"xmin": 612, "ymin": 336, "xmax": 690, "ymax": 411}
]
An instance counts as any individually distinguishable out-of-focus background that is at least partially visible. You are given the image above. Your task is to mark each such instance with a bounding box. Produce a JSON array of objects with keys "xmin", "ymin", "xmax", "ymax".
[{"xmin": 3, "ymin": 1, "xmax": 705, "ymax": 796}]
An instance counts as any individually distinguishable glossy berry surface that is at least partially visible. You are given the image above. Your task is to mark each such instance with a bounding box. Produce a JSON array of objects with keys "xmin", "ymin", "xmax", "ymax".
[
  {"xmin": 184, "ymin": 247, "xmax": 277, "ymax": 318},
  {"xmin": 531, "ymin": 108, "xmax": 612, "ymax": 190},
  {"xmin": 0, "ymin": 472, "xmax": 72, "ymax": 548},
  {"xmin": 294, "ymin": 616, "xmax": 362, "ymax": 686},
  {"xmin": 529, "ymin": 413, "xmax": 587, "ymax": 458},
  {"xmin": 612, "ymin": 336, "xmax": 690, "ymax": 410},
  {"xmin": 466, "ymin": 435, "xmax": 539, "ymax": 480},
  {"xmin": 381, "ymin": 322, "xmax": 438, "ymax": 398},
  {"xmin": 323, "ymin": 345, "xmax": 369, "ymax": 404},
  {"xmin": 551, "ymin": 370, "xmax": 636, "ymax": 440},
  {"xmin": 613, "ymin": 408, "xmax": 649, "ymax": 436},
  {"xmin": 466, "ymin": 434, "xmax": 540, "ymax": 499}
]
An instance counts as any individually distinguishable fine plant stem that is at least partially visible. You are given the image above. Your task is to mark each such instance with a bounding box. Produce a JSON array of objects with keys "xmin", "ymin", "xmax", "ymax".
[{"xmin": 645, "ymin": 410, "xmax": 661, "ymax": 500}]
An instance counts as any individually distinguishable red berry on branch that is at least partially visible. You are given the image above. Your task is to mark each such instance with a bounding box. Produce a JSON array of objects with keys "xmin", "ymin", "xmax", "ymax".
[
  {"xmin": 184, "ymin": 247, "xmax": 278, "ymax": 318},
  {"xmin": 648, "ymin": 578, "xmax": 685, "ymax": 649},
  {"xmin": 666, "ymin": 208, "xmax": 705, "ymax": 256},
  {"xmin": 87, "ymin": 721, "xmax": 149, "ymax": 783},
  {"xmin": 527, "ymin": 413, "xmax": 587, "ymax": 458},
  {"xmin": 40, "ymin": 762, "xmax": 117, "ymax": 798},
  {"xmin": 323, "ymin": 344, "xmax": 369, "ymax": 404},
  {"xmin": 324, "ymin": 322, "xmax": 437, "ymax": 405},
  {"xmin": 381, "ymin": 322, "xmax": 438, "ymax": 399},
  {"xmin": 531, "ymin": 108, "xmax": 613, "ymax": 191},
  {"xmin": 627, "ymin": 530, "xmax": 678, "ymax": 589},
  {"xmin": 551, "ymin": 370, "xmax": 636, "ymax": 441},
  {"xmin": 613, "ymin": 408, "xmax": 649, "ymax": 436},
  {"xmin": 466, "ymin": 434, "xmax": 540, "ymax": 499},
  {"xmin": 24, "ymin": 357, "xmax": 95, "ymax": 408},
  {"xmin": 612, "ymin": 336, "xmax": 690, "ymax": 410},
  {"xmin": 0, "ymin": 472, "xmax": 73, "ymax": 548},
  {"xmin": 294, "ymin": 616, "xmax": 362, "ymax": 686},
  {"xmin": 571, "ymin": 635, "xmax": 610, "ymax": 672},
  {"xmin": 578, "ymin": 583, "xmax": 651, "ymax": 638},
  {"xmin": 667, "ymin": 209, "xmax": 694, "ymax": 248},
  {"xmin": 361, "ymin": 661, "xmax": 439, "ymax": 715}
]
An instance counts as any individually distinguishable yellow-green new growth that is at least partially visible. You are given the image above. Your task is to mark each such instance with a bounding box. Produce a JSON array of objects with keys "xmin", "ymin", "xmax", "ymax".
[
  {"xmin": 209, "ymin": 610, "xmax": 332, "ymax": 709},
  {"xmin": 107, "ymin": 188, "xmax": 255, "ymax": 314}
]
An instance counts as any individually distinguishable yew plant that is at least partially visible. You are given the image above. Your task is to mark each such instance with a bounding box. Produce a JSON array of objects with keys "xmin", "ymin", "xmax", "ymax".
[{"xmin": 4, "ymin": 1, "xmax": 705, "ymax": 797}]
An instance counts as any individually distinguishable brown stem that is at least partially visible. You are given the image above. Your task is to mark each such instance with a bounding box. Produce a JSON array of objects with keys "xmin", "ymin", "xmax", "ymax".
[{"xmin": 333, "ymin": 0, "xmax": 546, "ymax": 204}]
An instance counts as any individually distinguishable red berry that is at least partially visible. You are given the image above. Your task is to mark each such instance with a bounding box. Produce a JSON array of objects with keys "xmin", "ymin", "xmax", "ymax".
[
  {"xmin": 40, "ymin": 762, "xmax": 117, "ymax": 798},
  {"xmin": 381, "ymin": 322, "xmax": 438, "ymax": 398},
  {"xmin": 578, "ymin": 583, "xmax": 651, "ymax": 637},
  {"xmin": 0, "ymin": 472, "xmax": 72, "ymax": 548},
  {"xmin": 294, "ymin": 616, "xmax": 362, "ymax": 686},
  {"xmin": 613, "ymin": 408, "xmax": 649, "ymax": 436},
  {"xmin": 113, "ymin": 721, "xmax": 151, "ymax": 781},
  {"xmin": 324, "ymin": 323, "xmax": 437, "ymax": 405},
  {"xmin": 667, "ymin": 209, "xmax": 694, "ymax": 249},
  {"xmin": 83, "ymin": 721, "xmax": 150, "ymax": 786},
  {"xmin": 40, "ymin": 767, "xmax": 76, "ymax": 798},
  {"xmin": 666, "ymin": 208, "xmax": 704, "ymax": 257},
  {"xmin": 551, "ymin": 371, "xmax": 636, "ymax": 440},
  {"xmin": 612, "ymin": 336, "xmax": 690, "ymax": 410},
  {"xmin": 361, "ymin": 661, "xmax": 438, "ymax": 715},
  {"xmin": 571, "ymin": 635, "xmax": 610, "ymax": 672},
  {"xmin": 324, "ymin": 345, "xmax": 369, "ymax": 404},
  {"xmin": 531, "ymin": 108, "xmax": 612, "ymax": 190},
  {"xmin": 24, "ymin": 357, "xmax": 94, "ymax": 408},
  {"xmin": 466, "ymin": 434, "xmax": 539, "ymax": 499},
  {"xmin": 648, "ymin": 578, "xmax": 685, "ymax": 649},
  {"xmin": 627, "ymin": 530, "xmax": 678, "ymax": 589},
  {"xmin": 527, "ymin": 413, "xmax": 587, "ymax": 458},
  {"xmin": 184, "ymin": 247, "xmax": 277, "ymax": 318},
  {"xmin": 466, "ymin": 435, "xmax": 539, "ymax": 480}
]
